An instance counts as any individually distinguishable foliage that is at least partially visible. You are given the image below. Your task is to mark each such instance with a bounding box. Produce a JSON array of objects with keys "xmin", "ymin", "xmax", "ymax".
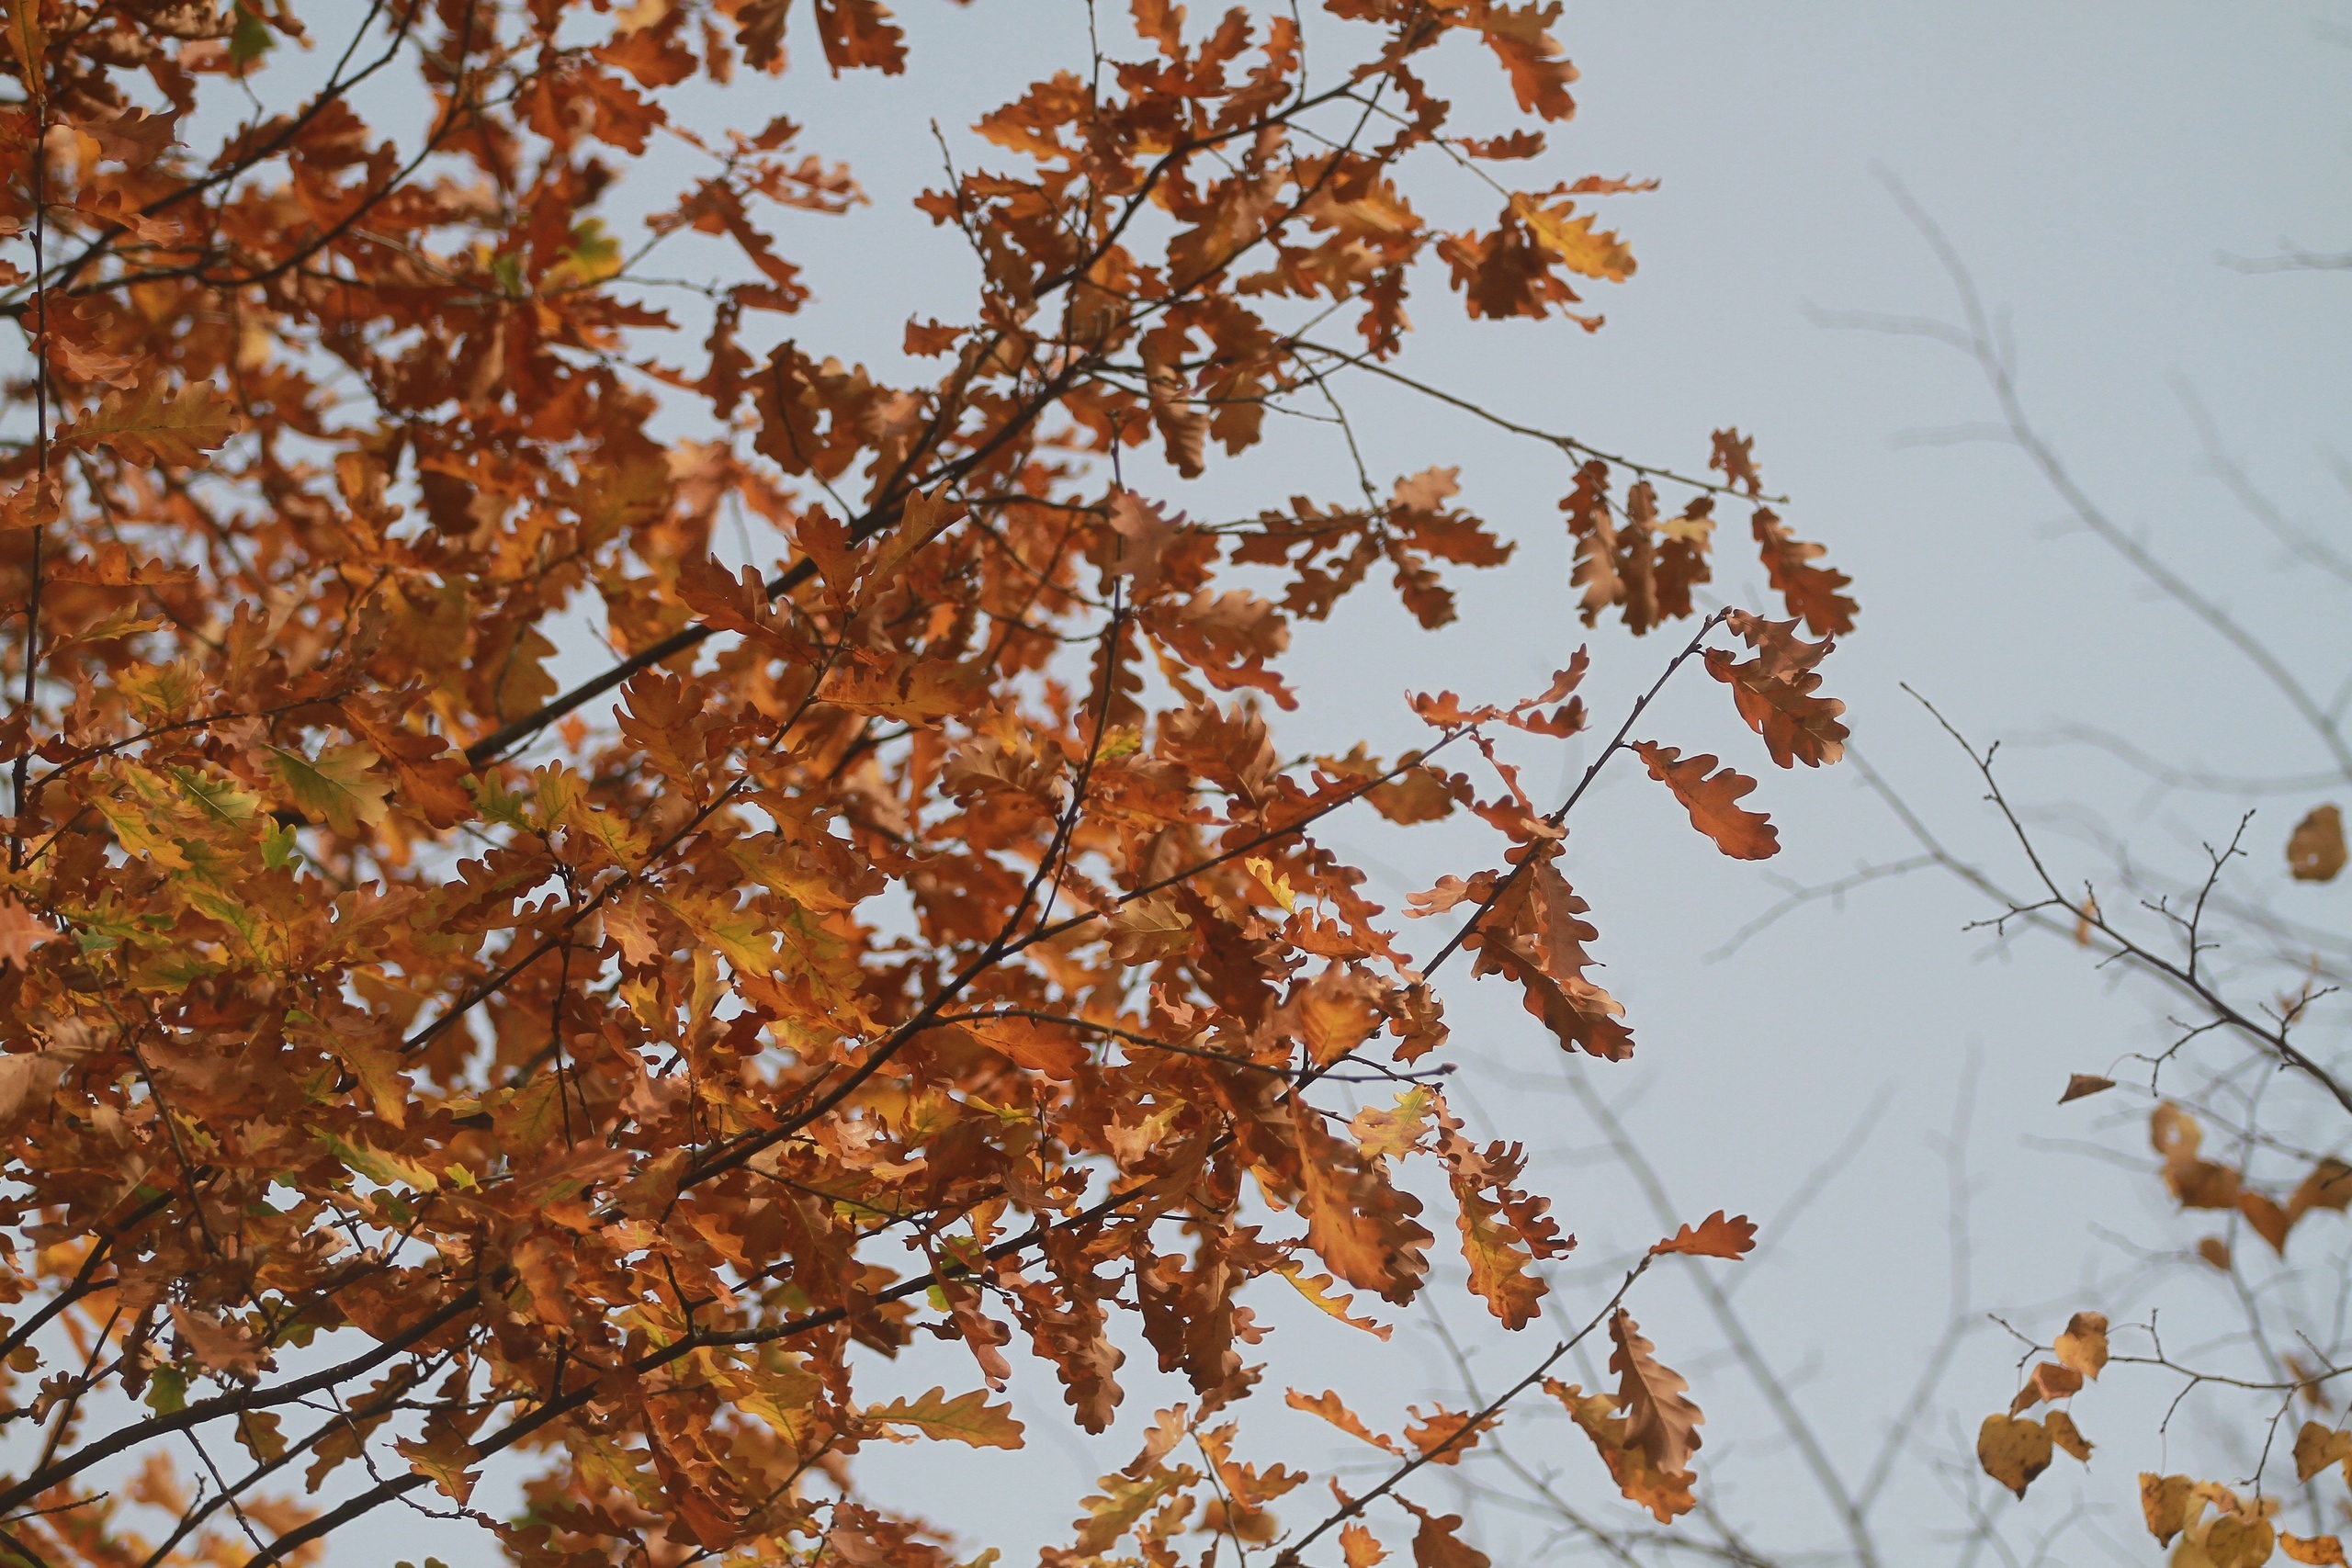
[{"xmin": 0, "ymin": 2, "xmax": 1852, "ymax": 1564}]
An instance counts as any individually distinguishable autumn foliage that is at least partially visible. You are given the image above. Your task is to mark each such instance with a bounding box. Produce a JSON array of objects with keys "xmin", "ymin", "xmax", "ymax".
[{"xmin": 0, "ymin": 3, "xmax": 1849, "ymax": 1564}]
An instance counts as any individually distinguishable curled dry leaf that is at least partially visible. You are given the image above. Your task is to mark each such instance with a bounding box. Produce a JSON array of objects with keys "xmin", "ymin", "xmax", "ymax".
[
  {"xmin": 2007, "ymin": 1360, "xmax": 2083, "ymax": 1415},
  {"xmin": 2057, "ymin": 1072, "xmax": 2114, "ymax": 1104},
  {"xmin": 2284, "ymin": 1534, "xmax": 2351, "ymax": 1566},
  {"xmin": 2042, "ymin": 1409, "xmax": 2092, "ymax": 1462},
  {"xmin": 2289, "ymin": 804, "xmax": 2347, "ymax": 882},
  {"xmin": 1975, "ymin": 1413, "xmax": 2053, "ymax": 1498},
  {"xmin": 1549, "ymin": 1379, "xmax": 1697, "ymax": 1524},
  {"xmin": 2052, "ymin": 1312, "xmax": 2109, "ymax": 1381}
]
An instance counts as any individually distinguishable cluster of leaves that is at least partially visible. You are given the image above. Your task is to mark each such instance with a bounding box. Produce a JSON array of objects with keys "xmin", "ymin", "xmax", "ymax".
[
  {"xmin": 1977, "ymin": 1096, "xmax": 2352, "ymax": 1556},
  {"xmin": 0, "ymin": 2, "xmax": 1851, "ymax": 1564}
]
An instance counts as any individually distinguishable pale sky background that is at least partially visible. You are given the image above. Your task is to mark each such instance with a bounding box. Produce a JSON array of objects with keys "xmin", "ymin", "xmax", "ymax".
[{"xmin": 132, "ymin": 3, "xmax": 2352, "ymax": 1563}]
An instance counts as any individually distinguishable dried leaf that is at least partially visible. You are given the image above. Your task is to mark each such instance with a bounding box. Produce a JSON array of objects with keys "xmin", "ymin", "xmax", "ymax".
[
  {"xmin": 1633, "ymin": 743, "xmax": 1778, "ymax": 860},
  {"xmin": 1650, "ymin": 1211, "xmax": 1758, "ymax": 1259},
  {"xmin": 2294, "ymin": 1422, "xmax": 2352, "ymax": 1483},
  {"xmin": 2143, "ymin": 1472, "xmax": 2195, "ymax": 1545},
  {"xmin": 2008, "ymin": 1361, "xmax": 2082, "ymax": 1414},
  {"xmin": 2289, "ymin": 805, "xmax": 2346, "ymax": 882},
  {"xmin": 1975, "ymin": 1414, "xmax": 2052, "ymax": 1499},
  {"xmin": 1609, "ymin": 1309, "xmax": 1702, "ymax": 1477},
  {"xmin": 2059, "ymin": 1073, "xmax": 2114, "ymax": 1103},
  {"xmin": 2043, "ymin": 1409, "xmax": 2092, "ymax": 1462},
  {"xmin": 2052, "ymin": 1312, "xmax": 2109, "ymax": 1381},
  {"xmin": 2283, "ymin": 1534, "xmax": 2349, "ymax": 1566},
  {"xmin": 863, "ymin": 1387, "xmax": 1025, "ymax": 1450}
]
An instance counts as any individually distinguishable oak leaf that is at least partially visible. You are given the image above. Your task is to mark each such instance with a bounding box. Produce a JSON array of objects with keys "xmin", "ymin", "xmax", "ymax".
[
  {"xmin": 1464, "ymin": 852, "xmax": 1633, "ymax": 1061},
  {"xmin": 1283, "ymin": 1388, "xmax": 1401, "ymax": 1454},
  {"xmin": 395, "ymin": 1433, "xmax": 481, "ymax": 1505},
  {"xmin": 1550, "ymin": 1379, "xmax": 1695, "ymax": 1523},
  {"xmin": 1399, "ymin": 1500, "xmax": 1490, "ymax": 1568},
  {"xmin": 2240, "ymin": 1189, "xmax": 2293, "ymax": 1255},
  {"xmin": 2290, "ymin": 1157, "xmax": 2352, "ymax": 1224},
  {"xmin": 1340, "ymin": 1523, "xmax": 1389, "ymax": 1568},
  {"xmin": 1610, "ymin": 1309, "xmax": 1702, "ymax": 1477},
  {"xmin": 863, "ymin": 1387, "xmax": 1024, "ymax": 1450},
  {"xmin": 1705, "ymin": 615, "xmax": 1848, "ymax": 770},
  {"xmin": 1105, "ymin": 896, "xmax": 1195, "ymax": 964},
  {"xmin": 1650, "ymin": 1211, "xmax": 1758, "ymax": 1259},
  {"xmin": 61, "ymin": 382, "xmax": 239, "ymax": 467},
  {"xmin": 1634, "ymin": 743, "xmax": 1777, "ymax": 860},
  {"xmin": 0, "ymin": 900, "xmax": 56, "ymax": 969},
  {"xmin": 267, "ymin": 743, "xmax": 391, "ymax": 837}
]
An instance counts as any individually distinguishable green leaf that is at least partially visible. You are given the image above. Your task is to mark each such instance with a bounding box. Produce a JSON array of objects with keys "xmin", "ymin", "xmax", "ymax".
[
  {"xmin": 268, "ymin": 743, "xmax": 390, "ymax": 836},
  {"xmin": 145, "ymin": 1365, "xmax": 187, "ymax": 1415},
  {"xmin": 229, "ymin": 3, "xmax": 273, "ymax": 66}
]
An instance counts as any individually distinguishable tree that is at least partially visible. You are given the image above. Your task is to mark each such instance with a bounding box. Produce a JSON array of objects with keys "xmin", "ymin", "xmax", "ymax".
[{"xmin": 0, "ymin": 4, "xmax": 1858, "ymax": 1565}]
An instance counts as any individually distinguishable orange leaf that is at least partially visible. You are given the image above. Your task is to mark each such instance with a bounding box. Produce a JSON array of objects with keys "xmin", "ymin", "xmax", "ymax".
[
  {"xmin": 1650, "ymin": 1211, "xmax": 1758, "ymax": 1259},
  {"xmin": 1976, "ymin": 1414, "xmax": 2052, "ymax": 1498},
  {"xmin": 2052, "ymin": 1311, "xmax": 2109, "ymax": 1381},
  {"xmin": 1283, "ymin": 1388, "xmax": 1401, "ymax": 1454},
  {"xmin": 2289, "ymin": 804, "xmax": 2346, "ymax": 882},
  {"xmin": 1609, "ymin": 1309, "xmax": 1702, "ymax": 1477},
  {"xmin": 1633, "ymin": 743, "xmax": 1777, "ymax": 860}
]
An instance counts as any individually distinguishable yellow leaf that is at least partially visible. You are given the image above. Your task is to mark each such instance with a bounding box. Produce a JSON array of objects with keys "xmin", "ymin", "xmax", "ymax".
[
  {"xmin": 1508, "ymin": 193, "xmax": 1634, "ymax": 282},
  {"xmin": 1283, "ymin": 1387, "xmax": 1401, "ymax": 1453},
  {"xmin": 268, "ymin": 743, "xmax": 390, "ymax": 837},
  {"xmin": 2044, "ymin": 1408, "xmax": 2092, "ymax": 1462},
  {"xmin": 1273, "ymin": 1265, "xmax": 1393, "ymax": 1341},
  {"xmin": 863, "ymin": 1386, "xmax": 1024, "ymax": 1450},
  {"xmin": 2052, "ymin": 1311, "xmax": 2109, "ymax": 1380},
  {"xmin": 62, "ymin": 382, "xmax": 240, "ymax": 467},
  {"xmin": 394, "ymin": 1433, "xmax": 480, "ymax": 1505},
  {"xmin": 2294, "ymin": 1421, "xmax": 2352, "ymax": 1483}
]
